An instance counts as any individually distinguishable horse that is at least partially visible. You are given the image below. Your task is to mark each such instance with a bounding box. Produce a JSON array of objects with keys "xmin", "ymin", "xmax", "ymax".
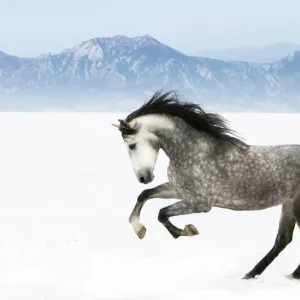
[{"xmin": 112, "ymin": 90, "xmax": 300, "ymax": 280}]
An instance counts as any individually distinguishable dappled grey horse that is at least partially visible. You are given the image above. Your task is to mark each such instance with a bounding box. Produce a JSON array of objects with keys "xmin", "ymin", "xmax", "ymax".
[{"xmin": 113, "ymin": 90, "xmax": 300, "ymax": 280}]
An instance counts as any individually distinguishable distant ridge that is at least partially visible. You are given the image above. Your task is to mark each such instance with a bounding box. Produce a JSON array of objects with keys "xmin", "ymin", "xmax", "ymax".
[
  {"xmin": 1, "ymin": 35, "xmax": 300, "ymax": 111},
  {"xmin": 192, "ymin": 42, "xmax": 300, "ymax": 63}
]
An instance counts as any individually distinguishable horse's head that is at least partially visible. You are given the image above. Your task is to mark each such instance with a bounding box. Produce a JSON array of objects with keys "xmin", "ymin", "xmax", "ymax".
[{"xmin": 113, "ymin": 119, "xmax": 159, "ymax": 184}]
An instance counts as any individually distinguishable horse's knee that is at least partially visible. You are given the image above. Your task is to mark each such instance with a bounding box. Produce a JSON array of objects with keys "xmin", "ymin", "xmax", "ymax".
[{"xmin": 158, "ymin": 208, "xmax": 168, "ymax": 224}]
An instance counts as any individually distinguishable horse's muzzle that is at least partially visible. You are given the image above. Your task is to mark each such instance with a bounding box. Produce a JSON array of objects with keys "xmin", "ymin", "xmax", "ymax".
[{"xmin": 138, "ymin": 170, "xmax": 154, "ymax": 184}]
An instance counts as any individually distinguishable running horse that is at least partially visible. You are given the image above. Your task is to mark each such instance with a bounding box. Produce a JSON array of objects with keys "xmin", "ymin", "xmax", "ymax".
[{"xmin": 113, "ymin": 90, "xmax": 300, "ymax": 280}]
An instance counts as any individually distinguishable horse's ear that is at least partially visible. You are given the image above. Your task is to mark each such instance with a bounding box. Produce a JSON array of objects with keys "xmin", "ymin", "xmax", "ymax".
[
  {"xmin": 118, "ymin": 119, "xmax": 131, "ymax": 130},
  {"xmin": 111, "ymin": 119, "xmax": 129, "ymax": 130},
  {"xmin": 112, "ymin": 123, "xmax": 120, "ymax": 129},
  {"xmin": 112, "ymin": 119, "xmax": 136, "ymax": 135}
]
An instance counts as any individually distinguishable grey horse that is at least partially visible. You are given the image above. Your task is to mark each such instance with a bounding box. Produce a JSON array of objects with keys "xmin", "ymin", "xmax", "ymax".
[{"xmin": 113, "ymin": 90, "xmax": 300, "ymax": 280}]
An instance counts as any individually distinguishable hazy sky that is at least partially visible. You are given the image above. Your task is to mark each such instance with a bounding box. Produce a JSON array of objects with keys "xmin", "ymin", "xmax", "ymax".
[{"xmin": 1, "ymin": 0, "xmax": 300, "ymax": 57}]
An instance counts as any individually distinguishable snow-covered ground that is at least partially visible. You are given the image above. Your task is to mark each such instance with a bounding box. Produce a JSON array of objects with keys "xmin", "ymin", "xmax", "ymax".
[{"xmin": 0, "ymin": 112, "xmax": 299, "ymax": 300}]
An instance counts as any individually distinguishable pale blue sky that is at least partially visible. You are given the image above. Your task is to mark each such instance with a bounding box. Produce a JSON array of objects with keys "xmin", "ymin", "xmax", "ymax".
[{"xmin": 1, "ymin": 0, "xmax": 300, "ymax": 57}]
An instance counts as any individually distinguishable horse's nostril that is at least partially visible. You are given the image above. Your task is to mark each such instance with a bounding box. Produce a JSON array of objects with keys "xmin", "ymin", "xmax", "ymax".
[{"xmin": 140, "ymin": 176, "xmax": 145, "ymax": 183}]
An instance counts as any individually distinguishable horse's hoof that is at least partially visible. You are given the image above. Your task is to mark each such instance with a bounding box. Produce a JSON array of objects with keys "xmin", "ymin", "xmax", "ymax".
[
  {"xmin": 182, "ymin": 224, "xmax": 199, "ymax": 236},
  {"xmin": 287, "ymin": 273, "xmax": 300, "ymax": 281},
  {"xmin": 242, "ymin": 273, "xmax": 256, "ymax": 280},
  {"xmin": 136, "ymin": 224, "xmax": 147, "ymax": 239}
]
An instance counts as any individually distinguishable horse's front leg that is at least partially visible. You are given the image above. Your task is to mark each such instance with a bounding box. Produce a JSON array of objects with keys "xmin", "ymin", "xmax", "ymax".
[
  {"xmin": 129, "ymin": 182, "xmax": 181, "ymax": 239},
  {"xmin": 158, "ymin": 200, "xmax": 211, "ymax": 239}
]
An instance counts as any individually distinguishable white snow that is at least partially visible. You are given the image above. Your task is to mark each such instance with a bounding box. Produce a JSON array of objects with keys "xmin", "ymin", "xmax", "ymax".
[
  {"xmin": 286, "ymin": 50, "xmax": 299, "ymax": 62},
  {"xmin": 64, "ymin": 40, "xmax": 104, "ymax": 61},
  {"xmin": 197, "ymin": 66, "xmax": 213, "ymax": 80},
  {"xmin": 0, "ymin": 112, "xmax": 299, "ymax": 300}
]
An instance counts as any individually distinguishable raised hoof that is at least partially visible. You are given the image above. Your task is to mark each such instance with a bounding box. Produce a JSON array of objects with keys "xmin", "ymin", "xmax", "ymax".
[
  {"xmin": 136, "ymin": 224, "xmax": 147, "ymax": 240},
  {"xmin": 287, "ymin": 273, "xmax": 300, "ymax": 281},
  {"xmin": 181, "ymin": 224, "xmax": 199, "ymax": 237},
  {"xmin": 242, "ymin": 273, "xmax": 257, "ymax": 280}
]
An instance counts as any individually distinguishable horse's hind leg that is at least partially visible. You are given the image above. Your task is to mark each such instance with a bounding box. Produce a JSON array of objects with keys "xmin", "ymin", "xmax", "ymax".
[
  {"xmin": 291, "ymin": 265, "xmax": 300, "ymax": 280},
  {"xmin": 243, "ymin": 201, "xmax": 296, "ymax": 279},
  {"xmin": 290, "ymin": 197, "xmax": 300, "ymax": 279}
]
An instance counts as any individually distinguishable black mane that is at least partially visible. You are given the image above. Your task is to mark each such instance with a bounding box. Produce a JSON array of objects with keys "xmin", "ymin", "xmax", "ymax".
[{"xmin": 126, "ymin": 90, "xmax": 248, "ymax": 150}]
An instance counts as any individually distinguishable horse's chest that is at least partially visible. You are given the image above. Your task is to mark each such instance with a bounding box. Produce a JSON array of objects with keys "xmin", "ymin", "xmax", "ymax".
[
  {"xmin": 167, "ymin": 162, "xmax": 208, "ymax": 194},
  {"xmin": 167, "ymin": 163, "xmax": 189, "ymax": 189},
  {"xmin": 167, "ymin": 163, "xmax": 178, "ymax": 187}
]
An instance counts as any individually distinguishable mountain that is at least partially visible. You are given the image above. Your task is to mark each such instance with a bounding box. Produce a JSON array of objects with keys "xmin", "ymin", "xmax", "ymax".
[
  {"xmin": 1, "ymin": 35, "xmax": 300, "ymax": 111},
  {"xmin": 192, "ymin": 43, "xmax": 300, "ymax": 63}
]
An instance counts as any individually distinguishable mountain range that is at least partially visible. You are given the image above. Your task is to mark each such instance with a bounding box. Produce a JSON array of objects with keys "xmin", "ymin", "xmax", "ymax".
[
  {"xmin": 1, "ymin": 35, "xmax": 300, "ymax": 111},
  {"xmin": 192, "ymin": 42, "xmax": 300, "ymax": 63}
]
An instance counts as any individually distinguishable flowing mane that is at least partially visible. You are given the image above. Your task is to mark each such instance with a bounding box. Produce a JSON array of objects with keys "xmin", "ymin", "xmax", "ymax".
[{"xmin": 126, "ymin": 90, "xmax": 248, "ymax": 150}]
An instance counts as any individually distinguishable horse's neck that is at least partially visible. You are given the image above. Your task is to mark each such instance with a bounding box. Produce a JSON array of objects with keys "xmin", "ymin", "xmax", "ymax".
[{"xmin": 151, "ymin": 116, "xmax": 214, "ymax": 160}]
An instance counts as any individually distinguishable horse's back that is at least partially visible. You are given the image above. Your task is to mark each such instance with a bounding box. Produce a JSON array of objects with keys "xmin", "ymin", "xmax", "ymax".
[
  {"xmin": 229, "ymin": 144, "xmax": 300, "ymax": 207},
  {"xmin": 210, "ymin": 144, "xmax": 300, "ymax": 210}
]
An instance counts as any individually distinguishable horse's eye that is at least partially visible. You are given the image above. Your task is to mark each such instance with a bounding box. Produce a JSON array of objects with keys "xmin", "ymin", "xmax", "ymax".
[{"xmin": 129, "ymin": 144, "xmax": 136, "ymax": 150}]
